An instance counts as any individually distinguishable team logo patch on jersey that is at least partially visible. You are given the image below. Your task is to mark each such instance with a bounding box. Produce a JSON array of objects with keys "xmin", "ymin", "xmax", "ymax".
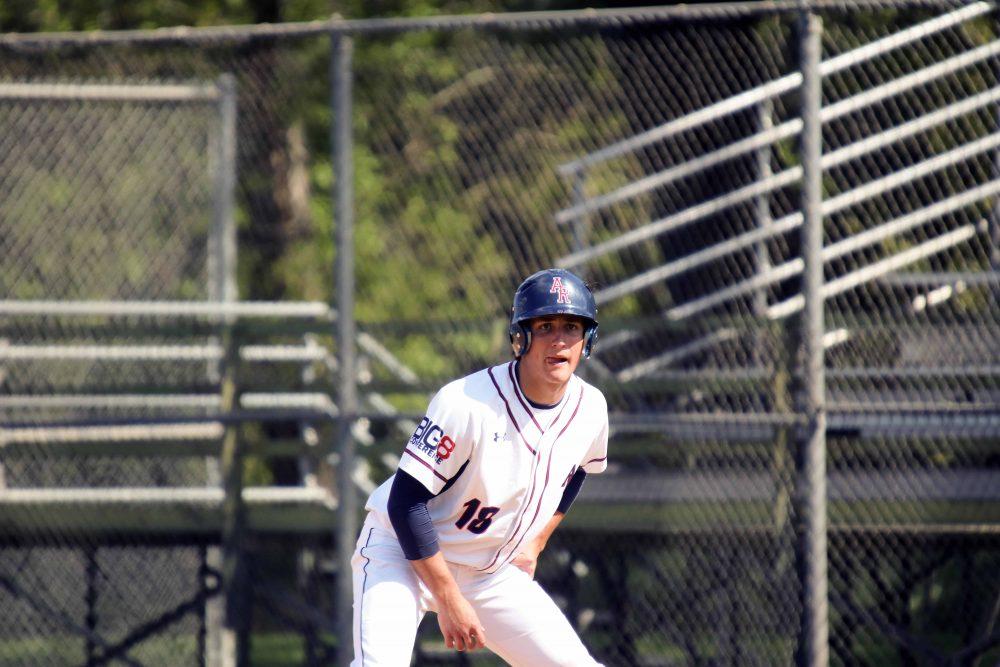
[
  {"xmin": 410, "ymin": 416, "xmax": 455, "ymax": 463},
  {"xmin": 550, "ymin": 276, "xmax": 571, "ymax": 304}
]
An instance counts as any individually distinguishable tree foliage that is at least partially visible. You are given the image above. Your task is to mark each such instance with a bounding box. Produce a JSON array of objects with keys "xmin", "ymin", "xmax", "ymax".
[{"xmin": 0, "ymin": 0, "xmax": 641, "ymax": 380}]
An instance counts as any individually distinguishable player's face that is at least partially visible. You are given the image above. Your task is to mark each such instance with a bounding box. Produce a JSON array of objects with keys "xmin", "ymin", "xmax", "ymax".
[{"xmin": 519, "ymin": 315, "xmax": 586, "ymax": 400}]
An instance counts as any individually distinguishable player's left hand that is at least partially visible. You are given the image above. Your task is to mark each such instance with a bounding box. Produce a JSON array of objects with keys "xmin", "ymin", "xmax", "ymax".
[{"xmin": 511, "ymin": 546, "xmax": 541, "ymax": 579}]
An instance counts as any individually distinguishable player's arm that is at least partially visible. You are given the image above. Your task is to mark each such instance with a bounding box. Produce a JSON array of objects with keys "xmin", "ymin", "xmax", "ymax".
[
  {"xmin": 512, "ymin": 469, "xmax": 587, "ymax": 578},
  {"xmin": 387, "ymin": 471, "xmax": 486, "ymax": 652}
]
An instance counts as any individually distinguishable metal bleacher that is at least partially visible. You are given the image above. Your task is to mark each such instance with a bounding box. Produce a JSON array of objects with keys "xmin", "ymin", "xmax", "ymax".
[
  {"xmin": 0, "ymin": 78, "xmax": 417, "ymax": 543},
  {"xmin": 554, "ymin": 2, "xmax": 1000, "ymax": 533},
  {"xmin": 0, "ymin": 299, "xmax": 421, "ymax": 537},
  {"xmin": 0, "ymin": 290, "xmax": 433, "ymax": 667},
  {"xmin": 5, "ymin": 5, "xmax": 997, "ymax": 542}
]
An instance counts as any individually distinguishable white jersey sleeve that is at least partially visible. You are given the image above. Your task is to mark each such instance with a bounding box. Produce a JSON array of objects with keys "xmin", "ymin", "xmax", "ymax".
[
  {"xmin": 397, "ymin": 380, "xmax": 478, "ymax": 494},
  {"xmin": 580, "ymin": 391, "xmax": 608, "ymax": 474}
]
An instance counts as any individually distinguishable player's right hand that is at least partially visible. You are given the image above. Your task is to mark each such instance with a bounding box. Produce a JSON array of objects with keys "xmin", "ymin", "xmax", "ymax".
[{"xmin": 437, "ymin": 590, "xmax": 487, "ymax": 652}]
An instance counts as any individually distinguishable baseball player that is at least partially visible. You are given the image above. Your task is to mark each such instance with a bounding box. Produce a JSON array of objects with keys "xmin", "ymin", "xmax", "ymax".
[{"xmin": 351, "ymin": 268, "xmax": 608, "ymax": 666}]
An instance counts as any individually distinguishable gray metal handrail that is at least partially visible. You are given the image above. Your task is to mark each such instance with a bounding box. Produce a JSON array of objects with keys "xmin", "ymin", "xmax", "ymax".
[
  {"xmin": 555, "ymin": 3, "xmax": 999, "ymax": 377},
  {"xmin": 593, "ymin": 130, "xmax": 1000, "ymax": 304},
  {"xmin": 0, "ymin": 300, "xmax": 420, "ymax": 385},
  {"xmin": 0, "ymin": 299, "xmax": 331, "ymax": 318},
  {"xmin": 0, "ymin": 81, "xmax": 220, "ymax": 103},
  {"xmin": 768, "ymin": 224, "xmax": 982, "ymax": 319},
  {"xmin": 559, "ymin": 45, "xmax": 1000, "ymax": 286},
  {"xmin": 667, "ymin": 180, "xmax": 1000, "ymax": 321},
  {"xmin": 0, "ymin": 486, "xmax": 336, "ymax": 508},
  {"xmin": 558, "ymin": 82, "xmax": 1000, "ymax": 268},
  {"xmin": 556, "ymin": 2, "xmax": 990, "ymax": 181},
  {"xmin": 0, "ymin": 343, "xmax": 325, "ymax": 362}
]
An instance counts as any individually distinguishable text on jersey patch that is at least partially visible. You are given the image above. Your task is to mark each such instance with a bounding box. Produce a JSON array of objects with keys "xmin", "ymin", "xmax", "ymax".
[{"xmin": 411, "ymin": 416, "xmax": 456, "ymax": 463}]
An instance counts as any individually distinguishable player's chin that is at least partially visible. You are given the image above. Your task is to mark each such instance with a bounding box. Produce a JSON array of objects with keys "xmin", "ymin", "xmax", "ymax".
[{"xmin": 542, "ymin": 367, "xmax": 572, "ymax": 384}]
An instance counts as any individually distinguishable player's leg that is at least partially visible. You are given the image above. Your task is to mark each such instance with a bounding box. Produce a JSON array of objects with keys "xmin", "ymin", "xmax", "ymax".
[
  {"xmin": 351, "ymin": 518, "xmax": 426, "ymax": 666},
  {"xmin": 464, "ymin": 565, "xmax": 602, "ymax": 667}
]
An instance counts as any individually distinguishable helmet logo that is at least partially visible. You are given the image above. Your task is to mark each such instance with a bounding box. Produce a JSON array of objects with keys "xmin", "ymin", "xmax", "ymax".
[{"xmin": 550, "ymin": 277, "xmax": 571, "ymax": 304}]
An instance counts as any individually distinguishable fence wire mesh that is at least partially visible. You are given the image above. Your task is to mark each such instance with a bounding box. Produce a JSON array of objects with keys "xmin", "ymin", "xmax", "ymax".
[{"xmin": 0, "ymin": 2, "xmax": 998, "ymax": 666}]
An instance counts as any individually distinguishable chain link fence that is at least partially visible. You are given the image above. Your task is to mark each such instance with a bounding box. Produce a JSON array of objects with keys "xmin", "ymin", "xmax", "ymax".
[
  {"xmin": 1, "ymin": 2, "xmax": 998, "ymax": 665},
  {"xmin": 0, "ymin": 33, "xmax": 341, "ymax": 666}
]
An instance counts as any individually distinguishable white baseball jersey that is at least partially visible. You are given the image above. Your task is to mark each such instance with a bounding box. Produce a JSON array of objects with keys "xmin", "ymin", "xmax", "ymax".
[{"xmin": 365, "ymin": 360, "xmax": 608, "ymax": 573}]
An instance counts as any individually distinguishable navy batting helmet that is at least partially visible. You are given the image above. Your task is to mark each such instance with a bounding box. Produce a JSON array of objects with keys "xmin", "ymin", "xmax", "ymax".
[{"xmin": 509, "ymin": 268, "xmax": 598, "ymax": 359}]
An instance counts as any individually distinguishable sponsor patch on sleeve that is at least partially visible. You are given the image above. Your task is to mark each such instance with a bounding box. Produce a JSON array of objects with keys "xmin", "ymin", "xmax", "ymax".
[{"xmin": 410, "ymin": 416, "xmax": 456, "ymax": 464}]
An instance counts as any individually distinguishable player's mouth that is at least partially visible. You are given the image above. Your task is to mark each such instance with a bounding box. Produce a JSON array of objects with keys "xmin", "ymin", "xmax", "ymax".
[{"xmin": 546, "ymin": 355, "xmax": 570, "ymax": 366}]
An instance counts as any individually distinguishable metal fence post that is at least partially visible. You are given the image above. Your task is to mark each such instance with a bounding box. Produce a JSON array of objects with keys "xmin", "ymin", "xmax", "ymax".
[
  {"xmin": 212, "ymin": 74, "xmax": 238, "ymax": 307},
  {"xmin": 300, "ymin": 339, "xmax": 321, "ymax": 666},
  {"xmin": 214, "ymin": 73, "xmax": 246, "ymax": 667},
  {"xmin": 331, "ymin": 31, "xmax": 359, "ymax": 667},
  {"xmin": 219, "ymin": 320, "xmax": 248, "ymax": 667},
  {"xmin": 796, "ymin": 11, "xmax": 829, "ymax": 667}
]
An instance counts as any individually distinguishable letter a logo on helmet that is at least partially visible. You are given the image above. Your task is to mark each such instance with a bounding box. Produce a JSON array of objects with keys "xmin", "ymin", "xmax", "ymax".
[
  {"xmin": 550, "ymin": 277, "xmax": 571, "ymax": 304},
  {"xmin": 509, "ymin": 268, "xmax": 598, "ymax": 359}
]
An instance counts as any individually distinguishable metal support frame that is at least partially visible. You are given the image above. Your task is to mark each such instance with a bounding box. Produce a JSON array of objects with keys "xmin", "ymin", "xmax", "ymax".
[
  {"xmin": 198, "ymin": 545, "xmax": 211, "ymax": 666},
  {"xmin": 85, "ymin": 546, "xmax": 99, "ymax": 666},
  {"xmin": 0, "ymin": 554, "xmax": 219, "ymax": 667},
  {"xmin": 212, "ymin": 74, "xmax": 238, "ymax": 309},
  {"xmin": 0, "ymin": 572, "xmax": 144, "ymax": 667},
  {"xmin": 92, "ymin": 576, "xmax": 221, "ymax": 667},
  {"xmin": 218, "ymin": 324, "xmax": 248, "ymax": 667},
  {"xmin": 796, "ymin": 11, "xmax": 829, "ymax": 667},
  {"xmin": 255, "ymin": 577, "xmax": 338, "ymax": 662},
  {"xmin": 827, "ymin": 533, "xmax": 1000, "ymax": 665},
  {"xmin": 331, "ymin": 32, "xmax": 359, "ymax": 667},
  {"xmin": 211, "ymin": 73, "xmax": 246, "ymax": 667}
]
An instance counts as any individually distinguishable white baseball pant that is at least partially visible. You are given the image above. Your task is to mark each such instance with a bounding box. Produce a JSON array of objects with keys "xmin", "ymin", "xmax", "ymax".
[{"xmin": 351, "ymin": 514, "xmax": 603, "ymax": 666}]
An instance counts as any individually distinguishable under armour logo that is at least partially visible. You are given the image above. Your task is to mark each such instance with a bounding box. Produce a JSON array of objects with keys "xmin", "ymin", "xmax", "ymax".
[{"xmin": 550, "ymin": 277, "xmax": 571, "ymax": 304}]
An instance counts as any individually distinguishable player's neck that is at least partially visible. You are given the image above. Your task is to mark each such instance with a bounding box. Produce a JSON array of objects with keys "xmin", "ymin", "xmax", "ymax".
[{"xmin": 514, "ymin": 360, "xmax": 568, "ymax": 408}]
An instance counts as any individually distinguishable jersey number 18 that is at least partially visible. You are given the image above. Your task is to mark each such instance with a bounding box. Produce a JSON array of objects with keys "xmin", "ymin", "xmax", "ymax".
[{"xmin": 455, "ymin": 498, "xmax": 500, "ymax": 534}]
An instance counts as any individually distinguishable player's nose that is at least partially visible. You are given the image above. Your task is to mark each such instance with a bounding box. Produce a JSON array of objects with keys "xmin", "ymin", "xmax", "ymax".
[{"xmin": 549, "ymin": 332, "xmax": 569, "ymax": 348}]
